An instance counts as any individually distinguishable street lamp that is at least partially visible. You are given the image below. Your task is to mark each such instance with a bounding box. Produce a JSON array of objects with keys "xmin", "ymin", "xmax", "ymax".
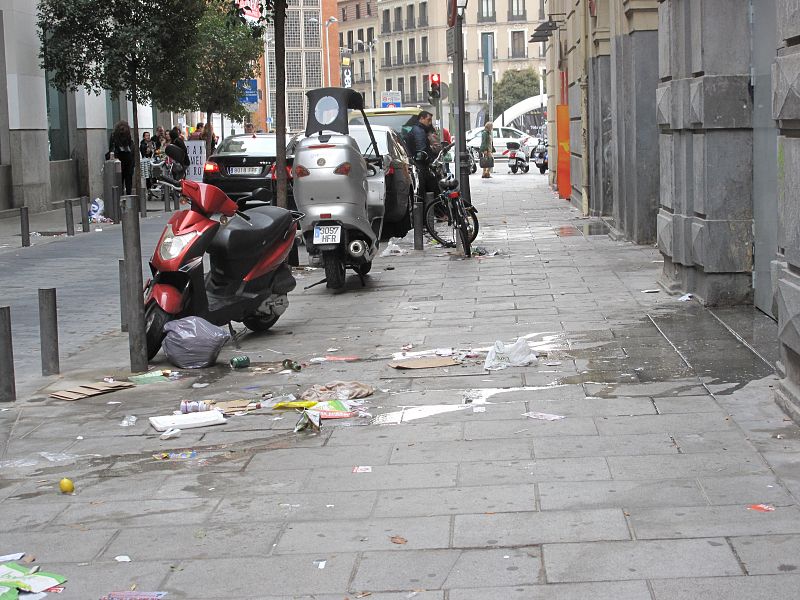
[
  {"xmin": 354, "ymin": 39, "xmax": 378, "ymax": 108},
  {"xmin": 324, "ymin": 16, "xmax": 338, "ymax": 87},
  {"xmin": 264, "ymin": 37, "xmax": 274, "ymax": 129}
]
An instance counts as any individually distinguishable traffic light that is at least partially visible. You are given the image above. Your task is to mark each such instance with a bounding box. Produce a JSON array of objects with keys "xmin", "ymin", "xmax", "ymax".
[{"xmin": 429, "ymin": 73, "xmax": 441, "ymax": 101}]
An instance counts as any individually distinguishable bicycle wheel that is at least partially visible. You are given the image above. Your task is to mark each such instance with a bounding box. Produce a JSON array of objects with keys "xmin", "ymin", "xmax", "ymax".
[
  {"xmin": 454, "ymin": 200, "xmax": 472, "ymax": 257},
  {"xmin": 424, "ymin": 198, "xmax": 456, "ymax": 247},
  {"xmin": 465, "ymin": 206, "xmax": 480, "ymax": 242}
]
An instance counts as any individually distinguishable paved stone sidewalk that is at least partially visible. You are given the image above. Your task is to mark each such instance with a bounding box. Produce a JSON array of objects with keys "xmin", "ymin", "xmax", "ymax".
[{"xmin": 1, "ymin": 171, "xmax": 799, "ymax": 599}]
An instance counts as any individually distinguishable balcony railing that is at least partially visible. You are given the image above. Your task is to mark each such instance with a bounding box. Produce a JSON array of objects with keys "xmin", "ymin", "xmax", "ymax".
[
  {"xmin": 381, "ymin": 22, "xmax": 391, "ymax": 33},
  {"xmin": 395, "ymin": 54, "xmax": 404, "ymax": 65},
  {"xmin": 407, "ymin": 53, "xmax": 416, "ymax": 64},
  {"xmin": 418, "ymin": 52, "xmax": 430, "ymax": 64},
  {"xmin": 381, "ymin": 58, "xmax": 392, "ymax": 68},
  {"xmin": 508, "ymin": 10, "xmax": 527, "ymax": 21},
  {"xmin": 406, "ymin": 18, "xmax": 415, "ymax": 29},
  {"xmin": 418, "ymin": 15, "xmax": 428, "ymax": 27},
  {"xmin": 393, "ymin": 20, "xmax": 403, "ymax": 31},
  {"xmin": 509, "ymin": 49, "xmax": 528, "ymax": 59},
  {"xmin": 477, "ymin": 12, "xmax": 496, "ymax": 23}
]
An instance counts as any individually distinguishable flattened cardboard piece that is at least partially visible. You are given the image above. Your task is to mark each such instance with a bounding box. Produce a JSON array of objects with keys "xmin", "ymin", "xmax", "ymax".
[
  {"xmin": 49, "ymin": 381, "xmax": 135, "ymax": 401},
  {"xmin": 388, "ymin": 356, "xmax": 459, "ymax": 369}
]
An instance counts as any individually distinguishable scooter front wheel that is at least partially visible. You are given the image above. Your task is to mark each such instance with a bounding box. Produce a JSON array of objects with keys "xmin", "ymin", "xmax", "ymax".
[
  {"xmin": 323, "ymin": 251, "xmax": 346, "ymax": 290},
  {"xmin": 145, "ymin": 303, "xmax": 172, "ymax": 360},
  {"xmin": 243, "ymin": 314, "xmax": 280, "ymax": 332}
]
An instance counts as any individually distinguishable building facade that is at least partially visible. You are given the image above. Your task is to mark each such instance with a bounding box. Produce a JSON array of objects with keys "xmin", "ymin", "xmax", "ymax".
[{"xmin": 337, "ymin": 0, "xmax": 379, "ymax": 107}]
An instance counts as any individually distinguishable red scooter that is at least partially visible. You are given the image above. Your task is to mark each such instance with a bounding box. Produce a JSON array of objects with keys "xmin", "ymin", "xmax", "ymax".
[{"xmin": 144, "ymin": 178, "xmax": 301, "ymax": 359}]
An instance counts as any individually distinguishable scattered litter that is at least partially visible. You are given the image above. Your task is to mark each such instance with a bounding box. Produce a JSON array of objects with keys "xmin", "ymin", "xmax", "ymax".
[
  {"xmin": 522, "ymin": 412, "xmax": 565, "ymax": 421},
  {"xmin": 119, "ymin": 415, "xmax": 138, "ymax": 427},
  {"xmin": 103, "ymin": 377, "xmax": 116, "ymax": 384},
  {"xmin": 326, "ymin": 347, "xmax": 340, "ymax": 352},
  {"xmin": 484, "ymin": 339, "xmax": 538, "ymax": 370},
  {"xmin": 390, "ymin": 536, "xmax": 408, "ymax": 545},
  {"xmin": 229, "ymin": 355, "xmax": 250, "ymax": 369},
  {"xmin": 148, "ymin": 411, "xmax": 226, "ymax": 432},
  {"xmin": 153, "ymin": 451, "xmax": 197, "ymax": 461},
  {"xmin": 100, "ymin": 593, "xmax": 167, "ymax": 600},
  {"xmin": 679, "ymin": 293, "xmax": 693, "ymax": 302},
  {"xmin": 114, "ymin": 556, "xmax": 132, "ymax": 563},
  {"xmin": 294, "ymin": 410, "xmax": 321, "ymax": 433},
  {"xmin": 162, "ymin": 317, "xmax": 230, "ymax": 369},
  {"xmin": 213, "ymin": 399, "xmax": 268, "ymax": 415},
  {"xmin": 352, "ymin": 466, "xmax": 372, "ymax": 473},
  {"xmin": 401, "ymin": 343, "xmax": 414, "ymax": 351},
  {"xmin": 191, "ymin": 383, "xmax": 210, "ymax": 389},
  {"xmin": 308, "ymin": 400, "xmax": 358, "ymax": 419},
  {"xmin": 282, "ymin": 359, "xmax": 302, "ymax": 372},
  {"xmin": 274, "ymin": 399, "xmax": 317, "ymax": 410},
  {"xmin": 512, "ymin": 429, "xmax": 529, "ymax": 434},
  {"xmin": 545, "ymin": 361, "xmax": 562, "ymax": 366},
  {"xmin": 380, "ymin": 241, "xmax": 407, "ymax": 257},
  {"xmin": 49, "ymin": 380, "xmax": 135, "ymax": 401},
  {"xmin": 159, "ymin": 428, "xmax": 182, "ymax": 440},
  {"xmin": 0, "ymin": 562, "xmax": 66, "ymax": 594},
  {"xmin": 0, "ymin": 555, "xmax": 24, "ymax": 564},
  {"xmin": 107, "ymin": 401, "xmax": 121, "ymax": 405},
  {"xmin": 473, "ymin": 406, "xmax": 486, "ymax": 413},
  {"xmin": 747, "ymin": 504, "xmax": 775, "ymax": 512},
  {"xmin": 300, "ymin": 381, "xmax": 374, "ymax": 402},
  {"xmin": 58, "ymin": 478, "xmax": 74, "ymax": 494},
  {"xmin": 309, "ymin": 355, "xmax": 360, "ymax": 363},
  {"xmin": 313, "ymin": 559, "xmax": 327, "ymax": 569},
  {"xmin": 128, "ymin": 370, "xmax": 177, "ymax": 385},
  {"xmin": 641, "ymin": 289, "xmax": 660, "ymax": 294},
  {"xmin": 356, "ymin": 593, "xmax": 372, "ymax": 598},
  {"xmin": 180, "ymin": 400, "xmax": 213, "ymax": 414},
  {"xmin": 389, "ymin": 356, "xmax": 459, "ymax": 369}
]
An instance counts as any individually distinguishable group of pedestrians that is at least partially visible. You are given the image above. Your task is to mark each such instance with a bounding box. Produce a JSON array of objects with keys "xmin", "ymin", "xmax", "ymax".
[{"xmin": 108, "ymin": 121, "xmax": 194, "ymax": 195}]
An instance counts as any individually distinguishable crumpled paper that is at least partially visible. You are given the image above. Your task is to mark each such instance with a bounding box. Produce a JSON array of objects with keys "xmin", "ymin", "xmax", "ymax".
[{"xmin": 299, "ymin": 381, "xmax": 375, "ymax": 402}]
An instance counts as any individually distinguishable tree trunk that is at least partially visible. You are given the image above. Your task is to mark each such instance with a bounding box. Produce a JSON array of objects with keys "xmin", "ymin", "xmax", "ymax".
[
  {"xmin": 274, "ymin": 0, "xmax": 287, "ymax": 209},
  {"xmin": 205, "ymin": 109, "xmax": 214, "ymax": 159}
]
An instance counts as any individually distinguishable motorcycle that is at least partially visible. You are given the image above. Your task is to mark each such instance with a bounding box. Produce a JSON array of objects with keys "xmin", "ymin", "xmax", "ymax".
[
  {"xmin": 505, "ymin": 141, "xmax": 530, "ymax": 174},
  {"xmin": 143, "ymin": 177, "xmax": 302, "ymax": 359},
  {"xmin": 292, "ymin": 87, "xmax": 387, "ymax": 290},
  {"xmin": 533, "ymin": 142, "xmax": 548, "ymax": 174}
]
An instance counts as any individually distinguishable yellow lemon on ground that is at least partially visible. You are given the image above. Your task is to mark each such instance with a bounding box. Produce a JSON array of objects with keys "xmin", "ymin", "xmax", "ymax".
[{"xmin": 59, "ymin": 478, "xmax": 74, "ymax": 494}]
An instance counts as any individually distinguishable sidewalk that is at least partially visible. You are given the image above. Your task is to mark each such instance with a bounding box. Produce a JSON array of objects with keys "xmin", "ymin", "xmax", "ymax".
[{"xmin": 1, "ymin": 172, "xmax": 798, "ymax": 599}]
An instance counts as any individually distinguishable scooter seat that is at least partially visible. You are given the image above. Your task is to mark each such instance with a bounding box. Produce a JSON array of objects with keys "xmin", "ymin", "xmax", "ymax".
[{"xmin": 209, "ymin": 206, "xmax": 292, "ymax": 259}]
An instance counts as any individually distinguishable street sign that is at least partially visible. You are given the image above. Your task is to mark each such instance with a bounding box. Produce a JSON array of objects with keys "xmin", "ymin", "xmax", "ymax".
[
  {"xmin": 380, "ymin": 90, "xmax": 402, "ymax": 108},
  {"xmin": 446, "ymin": 28, "xmax": 455, "ymax": 57},
  {"xmin": 237, "ymin": 78, "xmax": 259, "ymax": 107},
  {"xmin": 381, "ymin": 102, "xmax": 402, "ymax": 108}
]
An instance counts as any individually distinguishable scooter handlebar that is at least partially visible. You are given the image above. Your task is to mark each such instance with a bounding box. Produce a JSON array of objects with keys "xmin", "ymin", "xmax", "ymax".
[{"xmin": 157, "ymin": 174, "xmax": 182, "ymax": 188}]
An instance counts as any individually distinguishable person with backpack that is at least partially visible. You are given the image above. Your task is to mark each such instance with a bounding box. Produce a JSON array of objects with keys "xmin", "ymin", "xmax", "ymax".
[
  {"xmin": 407, "ymin": 111, "xmax": 438, "ymax": 201},
  {"xmin": 109, "ymin": 121, "xmax": 135, "ymax": 194}
]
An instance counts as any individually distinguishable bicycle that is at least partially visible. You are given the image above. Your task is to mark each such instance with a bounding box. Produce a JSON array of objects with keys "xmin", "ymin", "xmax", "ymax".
[{"xmin": 419, "ymin": 143, "xmax": 479, "ymax": 255}]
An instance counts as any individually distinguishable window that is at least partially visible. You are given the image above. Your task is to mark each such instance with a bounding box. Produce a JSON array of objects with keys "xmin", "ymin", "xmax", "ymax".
[
  {"xmin": 288, "ymin": 92, "xmax": 305, "ymax": 131},
  {"xmin": 394, "ymin": 7, "xmax": 403, "ymax": 30},
  {"xmin": 305, "ymin": 51, "xmax": 322, "ymax": 87},
  {"xmin": 480, "ymin": 32, "xmax": 495, "ymax": 60},
  {"xmin": 408, "ymin": 38, "xmax": 416, "ymax": 62},
  {"xmin": 359, "ymin": 59, "xmax": 365, "ymax": 79},
  {"xmin": 384, "ymin": 41, "xmax": 391, "ymax": 65},
  {"xmin": 303, "ymin": 0, "xmax": 319, "ymax": 5},
  {"xmin": 356, "ymin": 3, "xmax": 361, "ymax": 18},
  {"xmin": 423, "ymin": 74, "xmax": 429, "ymax": 94},
  {"xmin": 410, "ymin": 76, "xmax": 417, "ymax": 102},
  {"xmin": 46, "ymin": 71, "xmax": 70, "ymax": 161},
  {"xmin": 511, "ymin": 31, "xmax": 525, "ymax": 58},
  {"xmin": 303, "ymin": 11, "xmax": 321, "ymax": 46},
  {"xmin": 367, "ymin": 27, "xmax": 374, "ymax": 42},
  {"xmin": 479, "ymin": 0, "xmax": 495, "ymax": 21},
  {"xmin": 386, "ymin": 78, "xmax": 393, "ymax": 91},
  {"xmin": 503, "ymin": 128, "xmax": 523, "ymax": 138},
  {"xmin": 406, "ymin": 4, "xmax": 415, "ymax": 28},
  {"xmin": 341, "ymin": 7, "xmax": 347, "ymax": 21},
  {"xmin": 421, "ymin": 36, "xmax": 429, "ymax": 61},
  {"xmin": 287, "ymin": 51, "xmax": 303, "ymax": 87},
  {"xmin": 286, "ymin": 10, "xmax": 301, "ymax": 47},
  {"xmin": 538, "ymin": 0, "xmax": 545, "ymax": 19},
  {"xmin": 509, "ymin": 0, "xmax": 525, "ymax": 18},
  {"xmin": 358, "ymin": 28, "xmax": 364, "ymax": 44},
  {"xmin": 347, "ymin": 30, "xmax": 354, "ymax": 49},
  {"xmin": 419, "ymin": 2, "xmax": 428, "ymax": 26},
  {"xmin": 382, "ymin": 9, "xmax": 390, "ymax": 33},
  {"xmin": 367, "ymin": 1, "xmax": 372, "ymax": 16},
  {"xmin": 339, "ymin": 32, "xmax": 344, "ymax": 48},
  {"xmin": 105, "ymin": 90, "xmax": 121, "ymax": 143},
  {"xmin": 397, "ymin": 77, "xmax": 405, "ymax": 101},
  {"xmin": 396, "ymin": 40, "xmax": 403, "ymax": 64}
]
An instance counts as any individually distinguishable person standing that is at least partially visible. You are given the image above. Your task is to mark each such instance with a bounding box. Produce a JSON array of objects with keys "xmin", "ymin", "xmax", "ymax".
[
  {"xmin": 153, "ymin": 126, "xmax": 167, "ymax": 154},
  {"xmin": 109, "ymin": 120, "xmax": 135, "ymax": 194},
  {"xmin": 188, "ymin": 123, "xmax": 205, "ymax": 140},
  {"xmin": 480, "ymin": 121, "xmax": 495, "ymax": 179},
  {"xmin": 140, "ymin": 131, "xmax": 155, "ymax": 191},
  {"xmin": 408, "ymin": 111, "xmax": 437, "ymax": 200}
]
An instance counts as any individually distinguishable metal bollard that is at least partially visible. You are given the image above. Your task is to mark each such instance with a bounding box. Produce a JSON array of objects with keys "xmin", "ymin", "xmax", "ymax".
[
  {"xmin": 79, "ymin": 196, "xmax": 90, "ymax": 233},
  {"xmin": 64, "ymin": 199, "xmax": 75, "ymax": 236},
  {"xmin": 163, "ymin": 185, "xmax": 171, "ymax": 213},
  {"xmin": 139, "ymin": 187, "xmax": 147, "ymax": 218},
  {"xmin": 110, "ymin": 186, "xmax": 121, "ymax": 223},
  {"xmin": 38, "ymin": 288, "xmax": 60, "ymax": 376},
  {"xmin": 20, "ymin": 207, "xmax": 30, "ymax": 247},
  {"xmin": 119, "ymin": 259, "xmax": 128, "ymax": 332},
  {"xmin": 121, "ymin": 196, "xmax": 148, "ymax": 372},
  {"xmin": 0, "ymin": 306, "xmax": 16, "ymax": 402}
]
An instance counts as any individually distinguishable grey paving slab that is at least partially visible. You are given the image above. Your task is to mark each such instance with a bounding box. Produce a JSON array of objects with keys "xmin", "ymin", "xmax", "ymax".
[
  {"xmin": 164, "ymin": 553, "xmax": 358, "ymax": 597},
  {"xmin": 539, "ymin": 479, "xmax": 707, "ymax": 510},
  {"xmin": 448, "ymin": 581, "xmax": 652, "ymax": 600},
  {"xmin": 697, "ymin": 474, "xmax": 796, "ymax": 506},
  {"xmin": 152, "ymin": 468, "xmax": 313, "ymax": 499},
  {"xmin": 533, "ymin": 433, "xmax": 677, "ymax": 458},
  {"xmin": 464, "ymin": 416, "xmax": 599, "ymax": 439},
  {"xmin": 458, "ymin": 457, "xmax": 611, "ymax": 486},
  {"xmin": 594, "ymin": 412, "xmax": 735, "ymax": 435},
  {"xmin": 543, "ymin": 538, "xmax": 743, "ymax": 582},
  {"xmin": 246, "ymin": 443, "xmax": 394, "ymax": 471},
  {"xmin": 389, "ymin": 438, "xmax": 533, "ymax": 463},
  {"xmin": 731, "ymin": 534, "xmax": 800, "ymax": 575},
  {"xmin": 53, "ymin": 498, "xmax": 219, "ymax": 529},
  {"xmin": 0, "ymin": 527, "xmax": 115, "ymax": 562},
  {"xmin": 274, "ymin": 515, "xmax": 451, "ymax": 553},
  {"xmin": 650, "ymin": 574, "xmax": 800, "ymax": 600},
  {"xmin": 453, "ymin": 509, "xmax": 629, "ymax": 547},
  {"xmin": 373, "ymin": 484, "xmax": 536, "ymax": 517},
  {"xmin": 326, "ymin": 422, "xmax": 464, "ymax": 445},
  {"xmin": 629, "ymin": 505, "xmax": 800, "ymax": 538},
  {"xmin": 671, "ymin": 430, "xmax": 752, "ymax": 453},
  {"xmin": 44, "ymin": 560, "xmax": 175, "ymax": 600},
  {"xmin": 607, "ymin": 452, "xmax": 769, "ymax": 479},
  {"xmin": 303, "ymin": 463, "xmax": 459, "ymax": 492},
  {"xmin": 212, "ymin": 490, "xmax": 378, "ymax": 523},
  {"xmin": 525, "ymin": 396, "xmax": 657, "ymax": 417},
  {"xmin": 0, "ymin": 497, "xmax": 68, "ymax": 532},
  {"xmin": 652, "ymin": 395, "xmax": 728, "ymax": 413}
]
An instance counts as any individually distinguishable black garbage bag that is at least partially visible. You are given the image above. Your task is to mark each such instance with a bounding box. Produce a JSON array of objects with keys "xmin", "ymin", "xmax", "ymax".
[{"xmin": 162, "ymin": 316, "xmax": 231, "ymax": 369}]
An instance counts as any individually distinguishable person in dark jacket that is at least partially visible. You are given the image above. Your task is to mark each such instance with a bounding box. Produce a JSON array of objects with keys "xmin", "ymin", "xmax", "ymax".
[
  {"xmin": 109, "ymin": 121, "xmax": 135, "ymax": 195},
  {"xmin": 168, "ymin": 127, "xmax": 190, "ymax": 165},
  {"xmin": 408, "ymin": 111, "xmax": 437, "ymax": 200}
]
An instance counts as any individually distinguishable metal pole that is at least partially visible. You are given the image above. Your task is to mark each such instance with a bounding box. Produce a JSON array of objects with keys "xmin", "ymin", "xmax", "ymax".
[
  {"xmin": 325, "ymin": 24, "xmax": 331, "ymax": 86},
  {"xmin": 80, "ymin": 196, "xmax": 90, "ymax": 233},
  {"xmin": 163, "ymin": 183, "xmax": 171, "ymax": 212},
  {"xmin": 139, "ymin": 187, "xmax": 147, "ymax": 218},
  {"xmin": 110, "ymin": 185, "xmax": 120, "ymax": 223},
  {"xmin": 415, "ymin": 195, "xmax": 427, "ymax": 251},
  {"xmin": 454, "ymin": 10, "xmax": 472, "ymax": 206},
  {"xmin": 121, "ymin": 196, "xmax": 148, "ymax": 372},
  {"xmin": 64, "ymin": 199, "xmax": 75, "ymax": 236},
  {"xmin": 19, "ymin": 207, "xmax": 30, "ymax": 247},
  {"xmin": 369, "ymin": 43, "xmax": 376, "ymax": 108},
  {"xmin": 0, "ymin": 307, "xmax": 15, "ymax": 402},
  {"xmin": 264, "ymin": 37, "xmax": 271, "ymax": 126},
  {"xmin": 38, "ymin": 288, "xmax": 60, "ymax": 376},
  {"xmin": 119, "ymin": 259, "xmax": 128, "ymax": 332}
]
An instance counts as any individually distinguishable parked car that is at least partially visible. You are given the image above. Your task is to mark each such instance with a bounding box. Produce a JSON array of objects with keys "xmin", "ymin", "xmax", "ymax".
[
  {"xmin": 202, "ymin": 133, "xmax": 293, "ymax": 206},
  {"xmin": 348, "ymin": 107, "xmax": 422, "ymax": 145},
  {"xmin": 466, "ymin": 126, "xmax": 538, "ymax": 160}
]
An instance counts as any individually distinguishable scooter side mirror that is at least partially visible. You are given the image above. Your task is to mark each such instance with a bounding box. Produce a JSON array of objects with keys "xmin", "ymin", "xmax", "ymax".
[{"xmin": 250, "ymin": 188, "xmax": 270, "ymax": 202}]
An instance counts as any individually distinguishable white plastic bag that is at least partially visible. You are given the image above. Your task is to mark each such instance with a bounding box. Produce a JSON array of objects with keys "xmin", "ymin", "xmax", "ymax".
[
  {"xmin": 484, "ymin": 338, "xmax": 538, "ymax": 371},
  {"xmin": 162, "ymin": 316, "xmax": 230, "ymax": 369}
]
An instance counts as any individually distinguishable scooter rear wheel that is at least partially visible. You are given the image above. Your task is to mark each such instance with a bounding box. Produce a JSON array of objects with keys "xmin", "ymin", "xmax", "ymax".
[
  {"xmin": 145, "ymin": 303, "xmax": 171, "ymax": 360},
  {"xmin": 243, "ymin": 313, "xmax": 280, "ymax": 332},
  {"xmin": 324, "ymin": 251, "xmax": 346, "ymax": 290},
  {"xmin": 510, "ymin": 165, "xmax": 518, "ymax": 174},
  {"xmin": 356, "ymin": 262, "xmax": 372, "ymax": 276}
]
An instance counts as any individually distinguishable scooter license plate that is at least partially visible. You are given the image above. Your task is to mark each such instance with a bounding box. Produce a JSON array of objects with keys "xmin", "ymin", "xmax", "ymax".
[{"xmin": 313, "ymin": 225, "xmax": 341, "ymax": 244}]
